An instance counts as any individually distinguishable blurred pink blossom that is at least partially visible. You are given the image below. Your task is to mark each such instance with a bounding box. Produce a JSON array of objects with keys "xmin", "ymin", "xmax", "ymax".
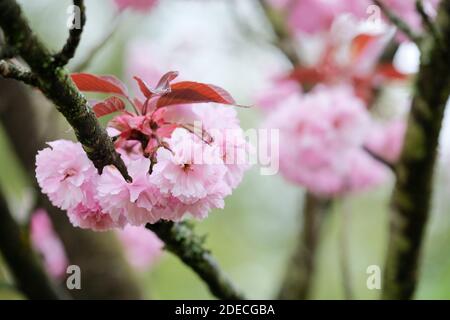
[
  {"xmin": 366, "ymin": 120, "xmax": 407, "ymax": 163},
  {"xmin": 116, "ymin": 226, "xmax": 163, "ymax": 270},
  {"xmin": 31, "ymin": 209, "xmax": 69, "ymax": 278},
  {"xmin": 263, "ymin": 85, "xmax": 389, "ymax": 196},
  {"xmin": 113, "ymin": 0, "xmax": 158, "ymax": 12}
]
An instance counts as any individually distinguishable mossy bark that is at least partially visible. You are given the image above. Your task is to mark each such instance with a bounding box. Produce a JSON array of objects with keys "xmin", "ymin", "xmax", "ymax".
[
  {"xmin": 146, "ymin": 221, "xmax": 245, "ymax": 300},
  {"xmin": 382, "ymin": 2, "xmax": 450, "ymax": 299}
]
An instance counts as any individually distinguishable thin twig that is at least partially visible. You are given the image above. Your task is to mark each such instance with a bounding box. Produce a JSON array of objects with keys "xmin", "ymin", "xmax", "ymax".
[
  {"xmin": 257, "ymin": 0, "xmax": 301, "ymax": 66},
  {"xmin": 53, "ymin": 0, "xmax": 86, "ymax": 66},
  {"xmin": 373, "ymin": 0, "xmax": 421, "ymax": 44},
  {"xmin": 0, "ymin": 0, "xmax": 131, "ymax": 181},
  {"xmin": 146, "ymin": 221, "xmax": 245, "ymax": 300},
  {"xmin": 363, "ymin": 146, "xmax": 396, "ymax": 173},
  {"xmin": 71, "ymin": 13, "xmax": 122, "ymax": 72},
  {"xmin": 0, "ymin": 60, "xmax": 38, "ymax": 86}
]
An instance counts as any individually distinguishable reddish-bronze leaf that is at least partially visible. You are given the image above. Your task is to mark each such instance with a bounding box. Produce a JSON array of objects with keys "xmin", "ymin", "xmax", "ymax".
[
  {"xmin": 154, "ymin": 71, "xmax": 179, "ymax": 94},
  {"xmin": 156, "ymin": 81, "xmax": 237, "ymax": 108},
  {"xmin": 133, "ymin": 76, "xmax": 153, "ymax": 99},
  {"xmin": 351, "ymin": 34, "xmax": 378, "ymax": 60},
  {"xmin": 92, "ymin": 96, "xmax": 126, "ymax": 117},
  {"xmin": 71, "ymin": 73, "xmax": 128, "ymax": 96}
]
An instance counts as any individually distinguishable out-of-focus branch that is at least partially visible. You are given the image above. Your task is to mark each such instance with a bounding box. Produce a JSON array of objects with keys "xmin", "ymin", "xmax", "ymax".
[
  {"xmin": 0, "ymin": 0, "xmax": 131, "ymax": 182},
  {"xmin": 257, "ymin": 0, "xmax": 301, "ymax": 66},
  {"xmin": 363, "ymin": 146, "xmax": 396, "ymax": 173},
  {"xmin": 146, "ymin": 221, "xmax": 245, "ymax": 300},
  {"xmin": 373, "ymin": 0, "xmax": 421, "ymax": 44},
  {"xmin": 278, "ymin": 193, "xmax": 331, "ymax": 299},
  {"xmin": 53, "ymin": 0, "xmax": 86, "ymax": 67},
  {"xmin": 382, "ymin": 1, "xmax": 450, "ymax": 299},
  {"xmin": 0, "ymin": 190, "xmax": 63, "ymax": 300}
]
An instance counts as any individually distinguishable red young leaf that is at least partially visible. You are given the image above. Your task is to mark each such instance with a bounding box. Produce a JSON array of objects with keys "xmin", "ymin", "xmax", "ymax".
[
  {"xmin": 71, "ymin": 73, "xmax": 128, "ymax": 96},
  {"xmin": 92, "ymin": 96, "xmax": 126, "ymax": 117},
  {"xmin": 156, "ymin": 81, "xmax": 237, "ymax": 108},
  {"xmin": 351, "ymin": 34, "xmax": 378, "ymax": 60},
  {"xmin": 133, "ymin": 76, "xmax": 154, "ymax": 99},
  {"xmin": 154, "ymin": 71, "xmax": 179, "ymax": 94}
]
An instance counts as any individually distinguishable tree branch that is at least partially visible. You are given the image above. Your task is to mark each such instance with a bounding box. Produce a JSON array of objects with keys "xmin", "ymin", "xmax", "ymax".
[
  {"xmin": 0, "ymin": 190, "xmax": 64, "ymax": 300},
  {"xmin": 146, "ymin": 221, "xmax": 245, "ymax": 300},
  {"xmin": 0, "ymin": 0, "xmax": 131, "ymax": 182},
  {"xmin": 382, "ymin": 1, "xmax": 450, "ymax": 299},
  {"xmin": 373, "ymin": 0, "xmax": 421, "ymax": 44},
  {"xmin": 53, "ymin": 0, "xmax": 86, "ymax": 67},
  {"xmin": 0, "ymin": 60, "xmax": 37, "ymax": 86}
]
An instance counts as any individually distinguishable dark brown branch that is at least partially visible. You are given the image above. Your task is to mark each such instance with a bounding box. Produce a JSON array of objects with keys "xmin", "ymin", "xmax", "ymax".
[
  {"xmin": 373, "ymin": 0, "xmax": 421, "ymax": 44},
  {"xmin": 382, "ymin": 1, "xmax": 450, "ymax": 299},
  {"xmin": 0, "ymin": 190, "xmax": 64, "ymax": 300},
  {"xmin": 146, "ymin": 221, "xmax": 245, "ymax": 300},
  {"xmin": 278, "ymin": 193, "xmax": 331, "ymax": 299},
  {"xmin": 53, "ymin": 0, "xmax": 86, "ymax": 67},
  {"xmin": 0, "ymin": 0, "xmax": 131, "ymax": 181},
  {"xmin": 0, "ymin": 60, "xmax": 37, "ymax": 86}
]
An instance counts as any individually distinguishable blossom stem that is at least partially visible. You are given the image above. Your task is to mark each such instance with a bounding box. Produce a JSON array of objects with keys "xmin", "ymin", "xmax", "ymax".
[
  {"xmin": 0, "ymin": 190, "xmax": 65, "ymax": 300},
  {"xmin": 0, "ymin": 0, "xmax": 131, "ymax": 182},
  {"xmin": 278, "ymin": 193, "xmax": 331, "ymax": 299},
  {"xmin": 146, "ymin": 221, "xmax": 245, "ymax": 300},
  {"xmin": 382, "ymin": 1, "xmax": 450, "ymax": 299}
]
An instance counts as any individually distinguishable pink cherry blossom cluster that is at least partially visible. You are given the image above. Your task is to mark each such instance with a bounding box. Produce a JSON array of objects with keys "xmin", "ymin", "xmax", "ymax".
[
  {"xmin": 36, "ymin": 73, "xmax": 251, "ymax": 232},
  {"xmin": 262, "ymin": 85, "xmax": 403, "ymax": 197},
  {"xmin": 268, "ymin": 0, "xmax": 441, "ymax": 41}
]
